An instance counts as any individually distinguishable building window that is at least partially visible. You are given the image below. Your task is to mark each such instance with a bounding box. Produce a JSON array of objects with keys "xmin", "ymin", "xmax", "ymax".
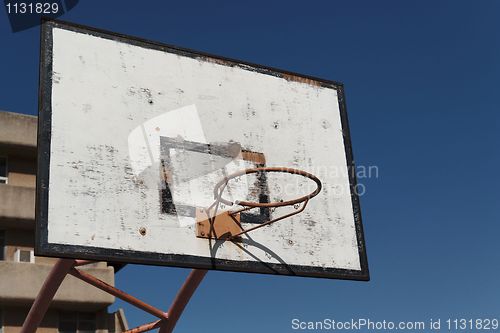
[
  {"xmin": 59, "ymin": 312, "xmax": 96, "ymax": 333},
  {"xmin": 14, "ymin": 248, "xmax": 35, "ymax": 263},
  {"xmin": 0, "ymin": 231, "xmax": 4, "ymax": 261},
  {"xmin": 0, "ymin": 157, "xmax": 7, "ymax": 184},
  {"xmin": 77, "ymin": 313, "xmax": 96, "ymax": 333}
]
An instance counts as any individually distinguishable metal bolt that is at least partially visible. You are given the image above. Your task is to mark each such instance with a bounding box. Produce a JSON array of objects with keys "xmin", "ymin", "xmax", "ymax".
[{"xmin": 139, "ymin": 227, "xmax": 146, "ymax": 236}]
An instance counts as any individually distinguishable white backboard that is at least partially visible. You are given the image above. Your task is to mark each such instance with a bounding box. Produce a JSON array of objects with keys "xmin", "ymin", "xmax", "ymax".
[{"xmin": 37, "ymin": 20, "xmax": 368, "ymax": 280}]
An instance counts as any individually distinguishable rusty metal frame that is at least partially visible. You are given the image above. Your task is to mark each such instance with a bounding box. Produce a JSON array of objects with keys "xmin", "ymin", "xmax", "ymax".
[
  {"xmin": 21, "ymin": 259, "xmax": 207, "ymax": 333},
  {"xmin": 228, "ymin": 199, "xmax": 310, "ymax": 240},
  {"xmin": 202, "ymin": 167, "xmax": 321, "ymax": 240},
  {"xmin": 213, "ymin": 167, "xmax": 322, "ymax": 208}
]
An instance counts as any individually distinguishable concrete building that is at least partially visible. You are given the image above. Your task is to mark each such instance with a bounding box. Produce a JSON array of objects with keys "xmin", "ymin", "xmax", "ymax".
[{"xmin": 0, "ymin": 111, "xmax": 128, "ymax": 332}]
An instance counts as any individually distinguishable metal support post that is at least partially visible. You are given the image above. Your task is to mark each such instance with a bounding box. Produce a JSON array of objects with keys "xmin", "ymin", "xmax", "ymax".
[
  {"xmin": 20, "ymin": 259, "xmax": 76, "ymax": 333},
  {"xmin": 21, "ymin": 258, "xmax": 207, "ymax": 333}
]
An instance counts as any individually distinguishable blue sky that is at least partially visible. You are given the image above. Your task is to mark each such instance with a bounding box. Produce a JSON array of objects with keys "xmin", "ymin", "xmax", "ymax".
[{"xmin": 1, "ymin": 0, "xmax": 499, "ymax": 331}]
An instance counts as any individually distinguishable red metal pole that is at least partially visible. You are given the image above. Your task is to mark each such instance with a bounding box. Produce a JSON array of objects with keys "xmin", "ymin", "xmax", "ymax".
[
  {"xmin": 22, "ymin": 260, "xmax": 207, "ymax": 333},
  {"xmin": 124, "ymin": 319, "xmax": 162, "ymax": 333},
  {"xmin": 158, "ymin": 269, "xmax": 208, "ymax": 333},
  {"xmin": 20, "ymin": 258, "xmax": 76, "ymax": 333},
  {"xmin": 74, "ymin": 259, "xmax": 95, "ymax": 266},
  {"xmin": 69, "ymin": 267, "xmax": 168, "ymax": 319}
]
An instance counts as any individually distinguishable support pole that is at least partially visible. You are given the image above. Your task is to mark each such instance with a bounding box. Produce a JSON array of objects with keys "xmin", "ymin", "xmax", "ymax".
[
  {"xmin": 69, "ymin": 267, "xmax": 168, "ymax": 319},
  {"xmin": 158, "ymin": 269, "xmax": 208, "ymax": 333},
  {"xmin": 22, "ymin": 260, "xmax": 207, "ymax": 333},
  {"xmin": 124, "ymin": 319, "xmax": 162, "ymax": 333},
  {"xmin": 20, "ymin": 258, "xmax": 76, "ymax": 333}
]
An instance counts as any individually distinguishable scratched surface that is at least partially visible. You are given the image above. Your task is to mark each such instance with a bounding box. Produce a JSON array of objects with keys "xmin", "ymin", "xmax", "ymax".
[{"xmin": 45, "ymin": 25, "xmax": 363, "ymax": 274}]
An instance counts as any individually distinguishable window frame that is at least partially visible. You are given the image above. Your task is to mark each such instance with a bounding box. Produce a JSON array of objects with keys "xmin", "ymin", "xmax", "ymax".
[
  {"xmin": 0, "ymin": 231, "xmax": 4, "ymax": 261},
  {"xmin": 14, "ymin": 248, "xmax": 35, "ymax": 263},
  {"xmin": 0, "ymin": 156, "xmax": 7, "ymax": 184},
  {"xmin": 0, "ymin": 308, "xmax": 3, "ymax": 333},
  {"xmin": 58, "ymin": 311, "xmax": 96, "ymax": 333}
]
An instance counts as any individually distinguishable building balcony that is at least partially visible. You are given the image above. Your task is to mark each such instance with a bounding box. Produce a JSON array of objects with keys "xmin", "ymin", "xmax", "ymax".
[
  {"xmin": 0, "ymin": 111, "xmax": 37, "ymax": 155},
  {"xmin": 0, "ymin": 185, "xmax": 35, "ymax": 229},
  {"xmin": 0, "ymin": 261, "xmax": 115, "ymax": 310}
]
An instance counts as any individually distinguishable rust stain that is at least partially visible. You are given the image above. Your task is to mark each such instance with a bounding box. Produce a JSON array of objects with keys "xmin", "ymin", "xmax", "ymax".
[
  {"xmin": 195, "ymin": 208, "xmax": 242, "ymax": 240},
  {"xmin": 241, "ymin": 150, "xmax": 266, "ymax": 165},
  {"xmin": 197, "ymin": 56, "xmax": 323, "ymax": 87},
  {"xmin": 198, "ymin": 56, "xmax": 229, "ymax": 67},
  {"xmin": 281, "ymin": 73, "xmax": 322, "ymax": 87}
]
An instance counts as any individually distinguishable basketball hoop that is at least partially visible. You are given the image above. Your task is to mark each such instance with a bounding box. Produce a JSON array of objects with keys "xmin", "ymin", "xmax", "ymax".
[{"xmin": 203, "ymin": 167, "xmax": 322, "ymax": 239}]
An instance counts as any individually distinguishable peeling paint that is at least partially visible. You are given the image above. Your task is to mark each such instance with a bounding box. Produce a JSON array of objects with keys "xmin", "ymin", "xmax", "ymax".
[{"xmin": 39, "ymin": 23, "xmax": 367, "ymax": 280}]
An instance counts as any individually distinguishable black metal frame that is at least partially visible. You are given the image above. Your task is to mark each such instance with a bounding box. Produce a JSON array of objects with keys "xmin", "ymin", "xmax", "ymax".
[
  {"xmin": 159, "ymin": 137, "xmax": 270, "ymax": 224},
  {"xmin": 36, "ymin": 18, "xmax": 369, "ymax": 281}
]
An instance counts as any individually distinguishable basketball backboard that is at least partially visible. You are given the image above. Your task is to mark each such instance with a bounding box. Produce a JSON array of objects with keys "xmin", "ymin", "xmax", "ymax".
[{"xmin": 36, "ymin": 19, "xmax": 369, "ymax": 280}]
